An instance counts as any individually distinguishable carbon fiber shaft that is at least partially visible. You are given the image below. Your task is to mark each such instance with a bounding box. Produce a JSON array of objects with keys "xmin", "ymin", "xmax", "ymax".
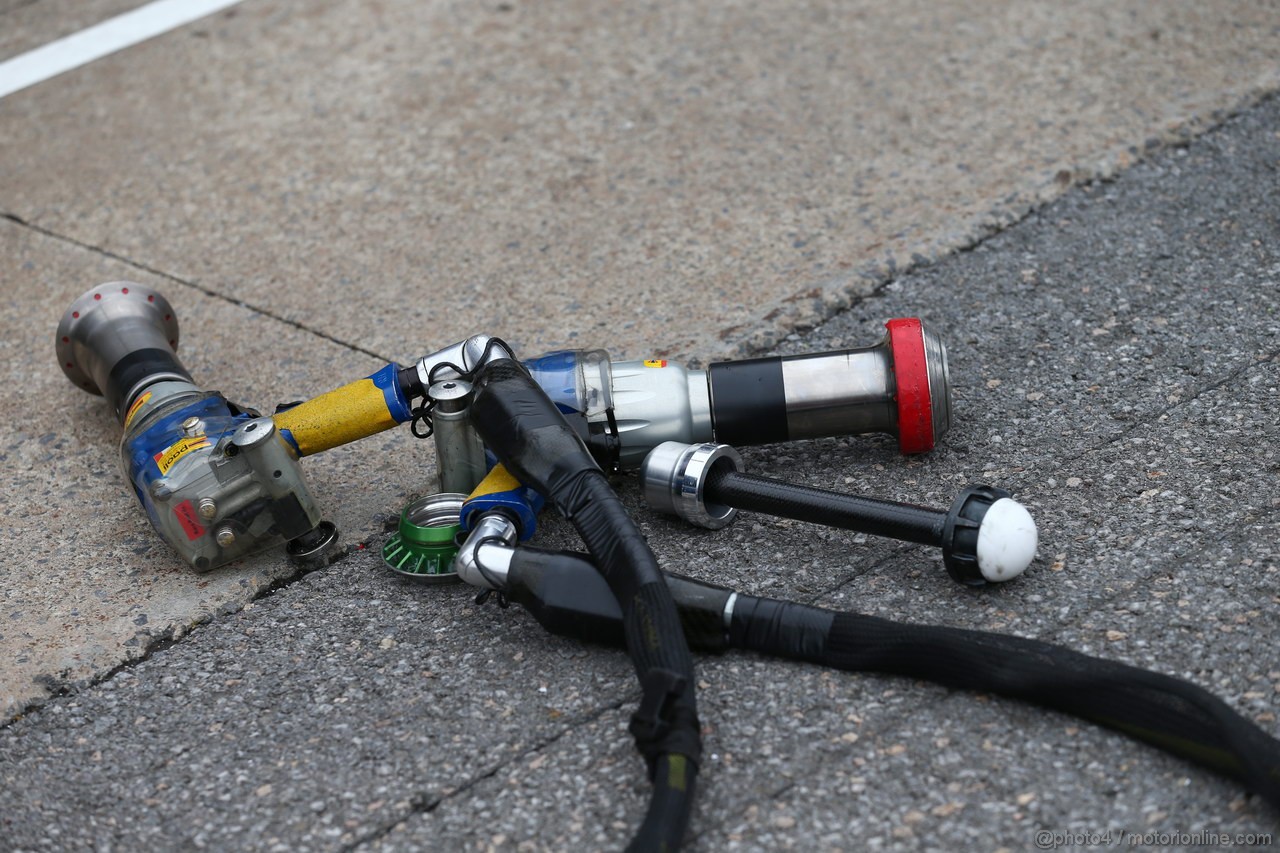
[{"xmin": 704, "ymin": 467, "xmax": 947, "ymax": 546}]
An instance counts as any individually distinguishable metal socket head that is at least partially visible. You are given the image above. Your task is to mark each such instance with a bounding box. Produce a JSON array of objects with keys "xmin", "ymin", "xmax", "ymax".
[
  {"xmin": 56, "ymin": 282, "xmax": 192, "ymax": 422},
  {"xmin": 640, "ymin": 441, "xmax": 742, "ymax": 530}
]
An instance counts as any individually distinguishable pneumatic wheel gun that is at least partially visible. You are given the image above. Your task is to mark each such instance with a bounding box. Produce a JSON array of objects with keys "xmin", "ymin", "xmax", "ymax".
[
  {"xmin": 57, "ymin": 282, "xmax": 340, "ymax": 571},
  {"xmin": 58, "ymin": 282, "xmax": 954, "ymax": 572}
]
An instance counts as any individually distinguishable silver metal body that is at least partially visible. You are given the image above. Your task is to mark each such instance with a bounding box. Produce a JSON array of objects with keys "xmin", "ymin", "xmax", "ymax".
[
  {"xmin": 454, "ymin": 512, "xmax": 519, "ymax": 590},
  {"xmin": 640, "ymin": 441, "xmax": 743, "ymax": 530},
  {"xmin": 429, "ymin": 379, "xmax": 487, "ymax": 494},
  {"xmin": 132, "ymin": 411, "xmax": 325, "ymax": 572},
  {"xmin": 778, "ymin": 348, "xmax": 896, "ymax": 439},
  {"xmin": 413, "ymin": 334, "xmax": 514, "ymax": 388},
  {"xmin": 603, "ymin": 360, "xmax": 714, "ymax": 469}
]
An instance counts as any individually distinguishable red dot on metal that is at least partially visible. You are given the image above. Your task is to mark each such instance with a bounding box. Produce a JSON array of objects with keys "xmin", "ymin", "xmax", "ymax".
[
  {"xmin": 94, "ymin": 293, "xmax": 102, "ymax": 300},
  {"xmin": 72, "ymin": 311, "xmax": 80, "ymax": 318},
  {"xmin": 148, "ymin": 295, "xmax": 155, "ymax": 302},
  {"xmin": 122, "ymin": 287, "xmax": 129, "ymax": 294}
]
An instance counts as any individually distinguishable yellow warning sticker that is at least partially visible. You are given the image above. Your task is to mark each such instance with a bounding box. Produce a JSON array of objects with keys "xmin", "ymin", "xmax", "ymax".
[
  {"xmin": 124, "ymin": 392, "xmax": 152, "ymax": 429},
  {"xmin": 154, "ymin": 436, "xmax": 210, "ymax": 475},
  {"xmin": 643, "ymin": 359, "xmax": 668, "ymax": 368}
]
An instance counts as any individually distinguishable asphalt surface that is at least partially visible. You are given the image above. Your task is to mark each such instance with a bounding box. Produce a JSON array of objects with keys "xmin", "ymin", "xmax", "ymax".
[{"xmin": 3, "ymin": 81, "xmax": 1278, "ymax": 853}]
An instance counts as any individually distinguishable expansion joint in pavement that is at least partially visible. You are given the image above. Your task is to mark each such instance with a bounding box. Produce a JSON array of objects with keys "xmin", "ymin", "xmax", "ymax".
[
  {"xmin": 0, "ymin": 534, "xmax": 374, "ymax": 732},
  {"xmin": 341, "ymin": 694, "xmax": 634, "ymax": 851},
  {"xmin": 1, "ymin": 210, "xmax": 391, "ymax": 363},
  {"xmin": 1091, "ymin": 345, "xmax": 1280, "ymax": 453},
  {"xmin": 685, "ymin": 692, "xmax": 950, "ymax": 847}
]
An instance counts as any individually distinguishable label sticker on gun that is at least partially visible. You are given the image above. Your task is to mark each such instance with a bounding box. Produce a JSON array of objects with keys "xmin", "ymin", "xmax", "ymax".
[
  {"xmin": 173, "ymin": 499, "xmax": 206, "ymax": 541},
  {"xmin": 154, "ymin": 436, "xmax": 210, "ymax": 475},
  {"xmin": 643, "ymin": 359, "xmax": 668, "ymax": 368},
  {"xmin": 124, "ymin": 392, "xmax": 151, "ymax": 429}
]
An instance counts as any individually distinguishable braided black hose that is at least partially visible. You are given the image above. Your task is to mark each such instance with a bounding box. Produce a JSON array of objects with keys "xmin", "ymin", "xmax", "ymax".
[
  {"xmin": 496, "ymin": 549, "xmax": 1280, "ymax": 812},
  {"xmin": 728, "ymin": 595, "xmax": 1280, "ymax": 806},
  {"xmin": 469, "ymin": 359, "xmax": 701, "ymax": 851}
]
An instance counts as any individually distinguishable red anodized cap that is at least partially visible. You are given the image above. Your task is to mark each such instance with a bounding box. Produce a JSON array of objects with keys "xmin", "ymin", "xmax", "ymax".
[{"xmin": 885, "ymin": 318, "xmax": 935, "ymax": 453}]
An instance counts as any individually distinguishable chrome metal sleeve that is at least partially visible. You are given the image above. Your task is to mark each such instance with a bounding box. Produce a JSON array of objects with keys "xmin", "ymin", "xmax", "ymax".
[
  {"xmin": 722, "ymin": 591, "xmax": 739, "ymax": 629},
  {"xmin": 779, "ymin": 346, "xmax": 897, "ymax": 440},
  {"xmin": 922, "ymin": 326, "xmax": 953, "ymax": 446},
  {"xmin": 454, "ymin": 512, "xmax": 520, "ymax": 589},
  {"xmin": 413, "ymin": 334, "xmax": 515, "ymax": 388},
  {"xmin": 640, "ymin": 441, "xmax": 743, "ymax": 530},
  {"xmin": 430, "ymin": 379, "xmax": 487, "ymax": 494}
]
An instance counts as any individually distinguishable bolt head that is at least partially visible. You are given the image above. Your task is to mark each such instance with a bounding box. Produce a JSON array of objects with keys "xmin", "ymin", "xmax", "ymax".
[
  {"xmin": 215, "ymin": 527, "xmax": 236, "ymax": 548},
  {"xmin": 198, "ymin": 498, "xmax": 218, "ymax": 519}
]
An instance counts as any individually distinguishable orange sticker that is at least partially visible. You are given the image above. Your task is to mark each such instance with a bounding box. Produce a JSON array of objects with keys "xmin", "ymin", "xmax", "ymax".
[
  {"xmin": 643, "ymin": 359, "xmax": 668, "ymax": 368},
  {"xmin": 124, "ymin": 392, "xmax": 151, "ymax": 429}
]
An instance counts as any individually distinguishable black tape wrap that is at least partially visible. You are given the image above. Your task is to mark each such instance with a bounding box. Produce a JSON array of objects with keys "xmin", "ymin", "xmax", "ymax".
[
  {"xmin": 729, "ymin": 595, "xmax": 835, "ymax": 660},
  {"xmin": 727, "ymin": 597, "xmax": 1280, "ymax": 807},
  {"xmin": 470, "ymin": 359, "xmax": 701, "ymax": 851}
]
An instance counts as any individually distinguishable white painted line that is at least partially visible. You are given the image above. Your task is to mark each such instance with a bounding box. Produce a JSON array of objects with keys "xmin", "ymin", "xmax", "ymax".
[{"xmin": 0, "ymin": 0, "xmax": 249, "ymax": 100}]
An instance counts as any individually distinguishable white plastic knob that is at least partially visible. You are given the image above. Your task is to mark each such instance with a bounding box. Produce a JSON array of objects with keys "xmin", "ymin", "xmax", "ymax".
[{"xmin": 975, "ymin": 498, "xmax": 1038, "ymax": 582}]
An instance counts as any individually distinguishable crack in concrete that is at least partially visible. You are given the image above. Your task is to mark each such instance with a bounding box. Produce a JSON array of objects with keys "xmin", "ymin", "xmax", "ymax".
[
  {"xmin": 1, "ymin": 211, "xmax": 393, "ymax": 364},
  {"xmin": 800, "ymin": 547, "xmax": 924, "ymax": 607}
]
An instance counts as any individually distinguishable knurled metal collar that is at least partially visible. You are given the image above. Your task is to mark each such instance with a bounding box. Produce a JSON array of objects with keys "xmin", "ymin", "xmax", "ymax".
[{"xmin": 56, "ymin": 282, "xmax": 180, "ymax": 395}]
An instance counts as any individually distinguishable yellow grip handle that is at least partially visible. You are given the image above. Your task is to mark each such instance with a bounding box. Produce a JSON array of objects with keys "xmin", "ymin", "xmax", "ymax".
[{"xmin": 274, "ymin": 377, "xmax": 401, "ymax": 456}]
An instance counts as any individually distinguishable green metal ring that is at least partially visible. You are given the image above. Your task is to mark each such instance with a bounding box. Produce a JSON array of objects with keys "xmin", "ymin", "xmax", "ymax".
[{"xmin": 382, "ymin": 493, "xmax": 466, "ymax": 582}]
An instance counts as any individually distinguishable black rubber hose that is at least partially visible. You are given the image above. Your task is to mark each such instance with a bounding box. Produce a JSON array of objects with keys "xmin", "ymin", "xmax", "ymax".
[
  {"xmin": 705, "ymin": 465, "xmax": 946, "ymax": 546},
  {"xmin": 506, "ymin": 546, "xmax": 733, "ymax": 654},
  {"xmin": 469, "ymin": 359, "xmax": 701, "ymax": 852},
  {"xmin": 494, "ymin": 547, "xmax": 1280, "ymax": 810},
  {"xmin": 729, "ymin": 595, "xmax": 1280, "ymax": 807}
]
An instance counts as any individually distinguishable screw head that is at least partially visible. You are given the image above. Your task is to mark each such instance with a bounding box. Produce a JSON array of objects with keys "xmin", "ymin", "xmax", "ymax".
[
  {"xmin": 215, "ymin": 527, "xmax": 236, "ymax": 548},
  {"xmin": 198, "ymin": 498, "xmax": 218, "ymax": 520}
]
